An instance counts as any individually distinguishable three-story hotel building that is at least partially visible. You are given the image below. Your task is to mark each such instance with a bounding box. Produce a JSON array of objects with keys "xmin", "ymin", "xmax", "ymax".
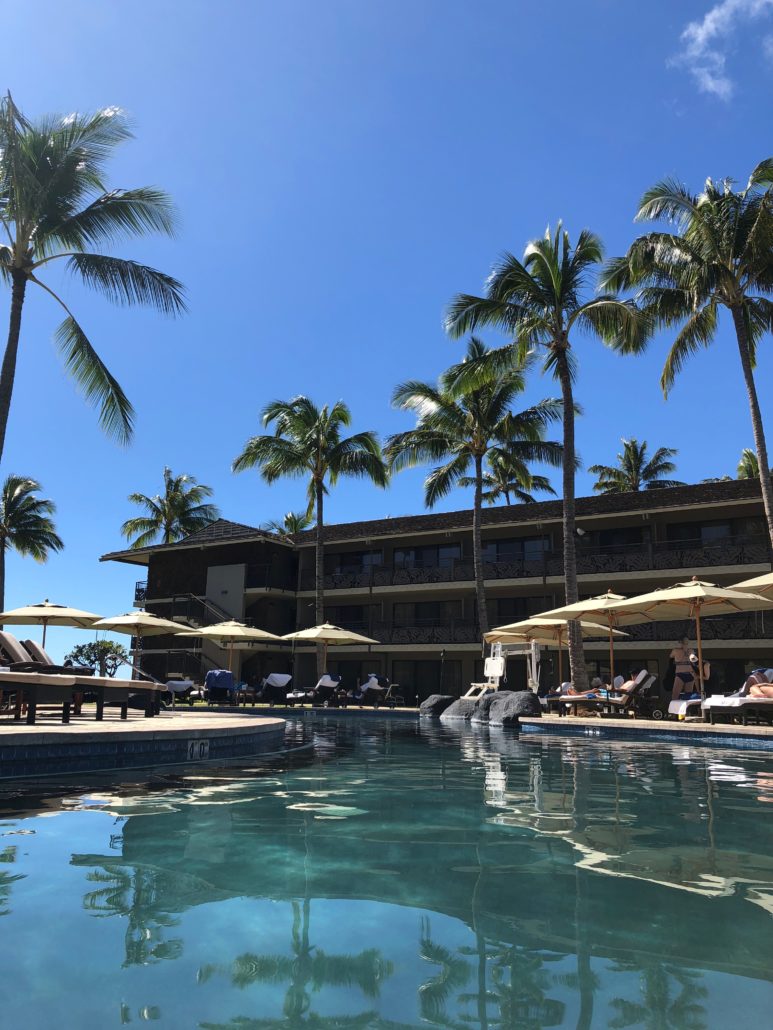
[{"xmin": 101, "ymin": 479, "xmax": 773, "ymax": 700}]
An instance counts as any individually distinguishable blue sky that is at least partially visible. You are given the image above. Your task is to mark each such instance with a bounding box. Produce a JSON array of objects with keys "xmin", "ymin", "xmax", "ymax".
[{"xmin": 2, "ymin": 0, "xmax": 773, "ymax": 658}]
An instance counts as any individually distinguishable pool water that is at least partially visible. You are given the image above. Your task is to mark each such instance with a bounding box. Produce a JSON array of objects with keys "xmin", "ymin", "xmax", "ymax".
[{"xmin": 2, "ymin": 716, "xmax": 773, "ymax": 1029}]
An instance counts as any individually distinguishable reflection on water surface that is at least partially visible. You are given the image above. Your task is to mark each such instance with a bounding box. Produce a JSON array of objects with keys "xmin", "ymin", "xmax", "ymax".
[{"xmin": 1, "ymin": 716, "xmax": 772, "ymax": 1028}]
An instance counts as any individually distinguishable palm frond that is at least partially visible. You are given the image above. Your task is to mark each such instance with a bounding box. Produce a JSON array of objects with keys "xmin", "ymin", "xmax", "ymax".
[{"xmin": 66, "ymin": 253, "xmax": 186, "ymax": 315}]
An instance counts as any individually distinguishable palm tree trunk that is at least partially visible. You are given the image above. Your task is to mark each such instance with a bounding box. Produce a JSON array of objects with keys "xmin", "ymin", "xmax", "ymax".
[
  {"xmin": 315, "ymin": 480, "xmax": 325, "ymax": 678},
  {"xmin": 556, "ymin": 348, "xmax": 588, "ymax": 691},
  {"xmin": 0, "ymin": 270, "xmax": 28, "ymax": 464},
  {"xmin": 731, "ymin": 305, "xmax": 773, "ymax": 552},
  {"xmin": 473, "ymin": 453, "xmax": 489, "ymax": 638},
  {"xmin": 0, "ymin": 542, "xmax": 5, "ymax": 624}
]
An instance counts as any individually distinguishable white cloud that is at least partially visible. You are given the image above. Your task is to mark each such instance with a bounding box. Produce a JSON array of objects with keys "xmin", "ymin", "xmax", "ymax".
[{"xmin": 673, "ymin": 0, "xmax": 773, "ymax": 99}]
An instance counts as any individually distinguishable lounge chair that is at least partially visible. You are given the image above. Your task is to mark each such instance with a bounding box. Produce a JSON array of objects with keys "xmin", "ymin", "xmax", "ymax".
[
  {"xmin": 309, "ymin": 674, "xmax": 346, "ymax": 707},
  {"xmin": 546, "ymin": 671, "xmax": 654, "ymax": 718},
  {"xmin": 702, "ymin": 693, "xmax": 773, "ymax": 726},
  {"xmin": 350, "ymin": 673, "xmax": 389, "ymax": 707},
  {"xmin": 205, "ymin": 669, "xmax": 236, "ymax": 705},
  {"xmin": 260, "ymin": 672, "xmax": 293, "ymax": 705}
]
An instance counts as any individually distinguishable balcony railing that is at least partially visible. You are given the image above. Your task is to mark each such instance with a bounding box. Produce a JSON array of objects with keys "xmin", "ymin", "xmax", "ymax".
[
  {"xmin": 134, "ymin": 580, "xmax": 147, "ymax": 606},
  {"xmin": 299, "ymin": 534, "xmax": 771, "ymax": 590}
]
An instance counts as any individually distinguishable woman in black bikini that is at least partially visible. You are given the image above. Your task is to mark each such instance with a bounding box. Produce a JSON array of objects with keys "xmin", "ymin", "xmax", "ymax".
[{"xmin": 670, "ymin": 637, "xmax": 696, "ymax": 701}]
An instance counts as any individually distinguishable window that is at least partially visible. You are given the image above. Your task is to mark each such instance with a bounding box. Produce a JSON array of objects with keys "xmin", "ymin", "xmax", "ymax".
[
  {"xmin": 325, "ymin": 549, "xmax": 383, "ymax": 574},
  {"xmin": 394, "ymin": 544, "xmax": 461, "ymax": 569},
  {"xmin": 391, "ymin": 659, "xmax": 463, "ymax": 701},
  {"xmin": 666, "ymin": 522, "xmax": 732, "ymax": 547},
  {"xmin": 393, "ymin": 600, "xmax": 462, "ymax": 626},
  {"xmin": 482, "ymin": 537, "xmax": 549, "ymax": 563}
]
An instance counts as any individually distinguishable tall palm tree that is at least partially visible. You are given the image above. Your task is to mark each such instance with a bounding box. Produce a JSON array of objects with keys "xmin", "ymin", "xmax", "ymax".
[
  {"xmin": 262, "ymin": 510, "xmax": 314, "ymax": 537},
  {"xmin": 0, "ymin": 474, "xmax": 63, "ymax": 613},
  {"xmin": 121, "ymin": 467, "xmax": 219, "ymax": 548},
  {"xmin": 446, "ymin": 225, "xmax": 642, "ymax": 690},
  {"xmin": 589, "ymin": 439, "xmax": 684, "ymax": 494},
  {"xmin": 232, "ymin": 397, "xmax": 388, "ymax": 675},
  {"xmin": 462, "ymin": 450, "xmax": 556, "ymax": 505},
  {"xmin": 600, "ymin": 160, "xmax": 773, "ymax": 547},
  {"xmin": 386, "ymin": 337, "xmax": 563, "ymax": 637},
  {"xmin": 0, "ymin": 94, "xmax": 186, "ymax": 462}
]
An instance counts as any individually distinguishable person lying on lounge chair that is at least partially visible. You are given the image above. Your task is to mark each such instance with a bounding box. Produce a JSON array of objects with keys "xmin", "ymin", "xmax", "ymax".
[
  {"xmin": 748, "ymin": 668, "xmax": 773, "ymax": 698},
  {"xmin": 549, "ymin": 677, "xmax": 610, "ymax": 699}
]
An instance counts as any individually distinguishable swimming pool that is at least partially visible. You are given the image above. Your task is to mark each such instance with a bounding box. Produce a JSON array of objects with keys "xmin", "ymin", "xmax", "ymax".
[{"xmin": 1, "ymin": 715, "xmax": 772, "ymax": 1028}]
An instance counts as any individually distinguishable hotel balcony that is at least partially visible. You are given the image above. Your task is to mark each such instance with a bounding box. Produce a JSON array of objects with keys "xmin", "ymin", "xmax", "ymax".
[{"xmin": 299, "ymin": 533, "xmax": 771, "ymax": 592}]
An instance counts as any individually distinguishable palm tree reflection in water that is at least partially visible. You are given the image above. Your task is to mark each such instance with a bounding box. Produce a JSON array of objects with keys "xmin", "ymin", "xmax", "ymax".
[{"xmin": 198, "ymin": 897, "xmax": 393, "ymax": 1029}]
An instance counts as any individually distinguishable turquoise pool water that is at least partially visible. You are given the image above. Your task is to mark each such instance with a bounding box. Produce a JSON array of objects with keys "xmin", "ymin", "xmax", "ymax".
[{"xmin": 1, "ymin": 716, "xmax": 773, "ymax": 1028}]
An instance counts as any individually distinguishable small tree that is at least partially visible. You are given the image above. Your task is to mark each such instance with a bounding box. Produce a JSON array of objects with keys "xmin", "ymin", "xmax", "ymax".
[{"xmin": 64, "ymin": 639, "xmax": 129, "ymax": 677}]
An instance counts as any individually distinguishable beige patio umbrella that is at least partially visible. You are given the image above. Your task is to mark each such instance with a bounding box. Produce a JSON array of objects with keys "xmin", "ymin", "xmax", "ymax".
[
  {"xmin": 282, "ymin": 622, "xmax": 379, "ymax": 673},
  {"xmin": 534, "ymin": 591, "xmax": 646, "ymax": 687},
  {"xmin": 92, "ymin": 611, "xmax": 190, "ymax": 676},
  {"xmin": 733, "ymin": 571, "xmax": 773, "ymax": 597},
  {"xmin": 175, "ymin": 620, "xmax": 282, "ymax": 672},
  {"xmin": 0, "ymin": 599, "xmax": 102, "ymax": 647},
  {"xmin": 484, "ymin": 617, "xmax": 627, "ymax": 684},
  {"xmin": 604, "ymin": 578, "xmax": 773, "ymax": 695}
]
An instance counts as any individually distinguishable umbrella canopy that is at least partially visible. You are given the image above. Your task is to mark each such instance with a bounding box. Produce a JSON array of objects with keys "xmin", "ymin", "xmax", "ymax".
[
  {"xmin": 175, "ymin": 620, "xmax": 282, "ymax": 672},
  {"xmin": 282, "ymin": 622, "xmax": 379, "ymax": 673},
  {"xmin": 92, "ymin": 612, "xmax": 186, "ymax": 636},
  {"xmin": 484, "ymin": 617, "xmax": 626, "ymax": 683},
  {"xmin": 0, "ymin": 599, "xmax": 102, "ymax": 647},
  {"xmin": 733, "ymin": 571, "xmax": 773, "ymax": 597},
  {"xmin": 533, "ymin": 591, "xmax": 645, "ymax": 685},
  {"xmin": 604, "ymin": 578, "xmax": 773, "ymax": 694},
  {"xmin": 92, "ymin": 611, "xmax": 193, "ymax": 676}
]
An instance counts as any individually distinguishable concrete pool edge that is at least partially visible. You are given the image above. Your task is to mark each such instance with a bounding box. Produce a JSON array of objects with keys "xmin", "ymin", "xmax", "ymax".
[
  {"xmin": 0, "ymin": 713, "xmax": 287, "ymax": 779},
  {"xmin": 518, "ymin": 716, "xmax": 773, "ymax": 750}
]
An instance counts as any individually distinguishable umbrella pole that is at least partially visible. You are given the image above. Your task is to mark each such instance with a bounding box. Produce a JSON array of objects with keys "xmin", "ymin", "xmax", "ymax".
[
  {"xmin": 558, "ymin": 631, "xmax": 563, "ymax": 684},
  {"xmin": 608, "ymin": 621, "xmax": 615, "ymax": 686},
  {"xmin": 42, "ymin": 620, "xmax": 48, "ymax": 649},
  {"xmin": 695, "ymin": 609, "xmax": 705, "ymax": 697}
]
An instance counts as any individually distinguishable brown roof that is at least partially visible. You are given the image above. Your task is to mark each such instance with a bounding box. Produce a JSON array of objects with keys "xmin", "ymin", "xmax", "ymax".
[
  {"xmin": 102, "ymin": 479, "xmax": 764, "ymax": 564},
  {"xmin": 290, "ymin": 478, "xmax": 764, "ymax": 544}
]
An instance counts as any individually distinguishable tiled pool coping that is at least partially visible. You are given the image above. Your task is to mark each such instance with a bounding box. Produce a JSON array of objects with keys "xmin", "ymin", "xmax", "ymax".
[
  {"xmin": 518, "ymin": 716, "xmax": 773, "ymax": 751},
  {"xmin": 0, "ymin": 711, "xmax": 287, "ymax": 779}
]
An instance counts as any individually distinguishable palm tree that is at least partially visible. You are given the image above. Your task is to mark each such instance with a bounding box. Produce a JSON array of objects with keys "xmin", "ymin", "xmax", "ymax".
[
  {"xmin": 600, "ymin": 160, "xmax": 773, "ymax": 547},
  {"xmin": 462, "ymin": 450, "xmax": 556, "ymax": 505},
  {"xmin": 386, "ymin": 337, "xmax": 563, "ymax": 638},
  {"xmin": 589, "ymin": 439, "xmax": 684, "ymax": 494},
  {"xmin": 446, "ymin": 225, "xmax": 642, "ymax": 690},
  {"xmin": 0, "ymin": 475, "xmax": 63, "ymax": 613},
  {"xmin": 0, "ymin": 94, "xmax": 186, "ymax": 463},
  {"xmin": 262, "ymin": 511, "xmax": 314, "ymax": 537},
  {"xmin": 232, "ymin": 397, "xmax": 388, "ymax": 675},
  {"xmin": 121, "ymin": 467, "xmax": 219, "ymax": 548}
]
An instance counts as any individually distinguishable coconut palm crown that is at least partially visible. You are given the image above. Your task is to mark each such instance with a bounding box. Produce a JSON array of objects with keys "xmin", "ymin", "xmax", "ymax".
[
  {"xmin": 445, "ymin": 224, "xmax": 643, "ymax": 689},
  {"xmin": 0, "ymin": 94, "xmax": 186, "ymax": 463},
  {"xmin": 232, "ymin": 397, "xmax": 388, "ymax": 675},
  {"xmin": 121, "ymin": 467, "xmax": 219, "ymax": 549},
  {"xmin": 262, "ymin": 510, "xmax": 315, "ymax": 537},
  {"xmin": 461, "ymin": 450, "xmax": 556, "ymax": 505},
  {"xmin": 589, "ymin": 439, "xmax": 684, "ymax": 494},
  {"xmin": 0, "ymin": 475, "xmax": 63, "ymax": 612},
  {"xmin": 385, "ymin": 337, "xmax": 563, "ymax": 637},
  {"xmin": 600, "ymin": 160, "xmax": 773, "ymax": 544}
]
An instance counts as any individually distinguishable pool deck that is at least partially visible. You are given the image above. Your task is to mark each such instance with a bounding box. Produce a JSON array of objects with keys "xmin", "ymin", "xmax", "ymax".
[{"xmin": 0, "ymin": 709, "xmax": 287, "ymax": 778}]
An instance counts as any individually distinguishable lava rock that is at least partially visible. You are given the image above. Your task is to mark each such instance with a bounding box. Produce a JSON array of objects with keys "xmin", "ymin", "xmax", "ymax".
[
  {"xmin": 489, "ymin": 690, "xmax": 542, "ymax": 726},
  {"xmin": 419, "ymin": 694, "xmax": 456, "ymax": 717},
  {"xmin": 470, "ymin": 691, "xmax": 501, "ymax": 724},
  {"xmin": 440, "ymin": 697, "xmax": 480, "ymax": 721}
]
